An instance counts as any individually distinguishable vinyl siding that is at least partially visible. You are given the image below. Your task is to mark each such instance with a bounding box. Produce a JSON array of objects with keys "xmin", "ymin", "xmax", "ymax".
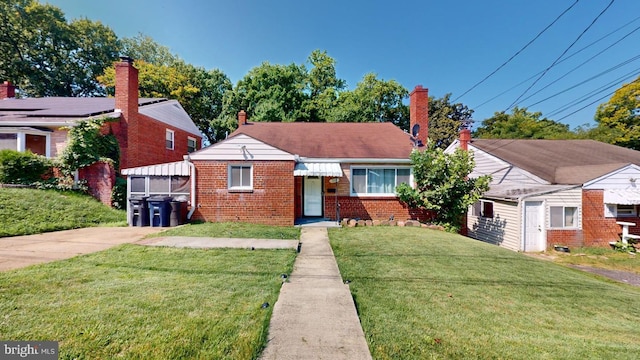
[
  {"xmin": 189, "ymin": 134, "xmax": 295, "ymax": 161},
  {"xmin": 584, "ymin": 165, "xmax": 640, "ymax": 189},
  {"xmin": 467, "ymin": 199, "xmax": 521, "ymax": 251},
  {"xmin": 527, "ymin": 187, "xmax": 582, "ymax": 229}
]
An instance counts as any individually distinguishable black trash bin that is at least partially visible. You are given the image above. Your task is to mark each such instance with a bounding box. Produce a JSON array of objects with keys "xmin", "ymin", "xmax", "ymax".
[
  {"xmin": 147, "ymin": 196, "xmax": 172, "ymax": 227},
  {"xmin": 129, "ymin": 196, "xmax": 149, "ymax": 226},
  {"xmin": 169, "ymin": 200, "xmax": 187, "ymax": 227}
]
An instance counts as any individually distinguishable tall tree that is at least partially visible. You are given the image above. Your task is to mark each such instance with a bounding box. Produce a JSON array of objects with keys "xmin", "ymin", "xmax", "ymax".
[
  {"xmin": 396, "ymin": 145, "xmax": 491, "ymax": 231},
  {"xmin": 0, "ymin": 0, "xmax": 119, "ymax": 97},
  {"xmin": 98, "ymin": 59, "xmax": 232, "ymax": 143},
  {"xmin": 591, "ymin": 77, "xmax": 640, "ymax": 150},
  {"xmin": 332, "ymin": 73, "xmax": 409, "ymax": 128},
  {"xmin": 225, "ymin": 61, "xmax": 308, "ymax": 122},
  {"xmin": 120, "ymin": 33, "xmax": 178, "ymax": 66},
  {"xmin": 428, "ymin": 94, "xmax": 474, "ymax": 148},
  {"xmin": 305, "ymin": 49, "xmax": 346, "ymax": 122},
  {"xmin": 474, "ymin": 107, "xmax": 573, "ymax": 139}
]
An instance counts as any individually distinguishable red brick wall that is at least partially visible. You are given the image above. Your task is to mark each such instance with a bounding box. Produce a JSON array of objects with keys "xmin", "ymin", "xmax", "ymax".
[
  {"xmin": 293, "ymin": 175, "xmax": 432, "ymax": 222},
  {"xmin": 125, "ymin": 114, "xmax": 201, "ymax": 169},
  {"xmin": 191, "ymin": 160, "xmax": 295, "ymax": 226},
  {"xmin": 546, "ymin": 229, "xmax": 584, "ymax": 249},
  {"xmin": 78, "ymin": 161, "xmax": 115, "ymax": 206},
  {"xmin": 326, "ymin": 196, "xmax": 432, "ymax": 222},
  {"xmin": 582, "ymin": 189, "xmax": 640, "ymax": 247}
]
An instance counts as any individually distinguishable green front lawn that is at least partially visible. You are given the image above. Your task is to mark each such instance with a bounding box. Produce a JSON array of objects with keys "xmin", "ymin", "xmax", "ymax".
[
  {"xmin": 0, "ymin": 188, "xmax": 126, "ymax": 237},
  {"xmin": 329, "ymin": 227, "xmax": 640, "ymax": 359},
  {"xmin": 546, "ymin": 246, "xmax": 639, "ymax": 274},
  {"xmin": 0, "ymin": 244, "xmax": 296, "ymax": 359},
  {"xmin": 149, "ymin": 221, "xmax": 301, "ymax": 240}
]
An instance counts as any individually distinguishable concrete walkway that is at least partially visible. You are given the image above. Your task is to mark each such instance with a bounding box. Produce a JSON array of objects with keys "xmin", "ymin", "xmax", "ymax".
[
  {"xmin": 0, "ymin": 227, "xmax": 163, "ymax": 271},
  {"xmin": 260, "ymin": 227, "xmax": 372, "ymax": 360}
]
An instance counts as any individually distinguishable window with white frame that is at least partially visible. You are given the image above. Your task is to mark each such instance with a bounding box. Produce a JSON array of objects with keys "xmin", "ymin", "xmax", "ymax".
[
  {"xmin": 187, "ymin": 137, "xmax": 197, "ymax": 153},
  {"xmin": 228, "ymin": 164, "xmax": 252, "ymax": 190},
  {"xmin": 472, "ymin": 200, "xmax": 494, "ymax": 218},
  {"xmin": 351, "ymin": 167, "xmax": 411, "ymax": 196},
  {"xmin": 550, "ymin": 206, "xmax": 578, "ymax": 228},
  {"xmin": 165, "ymin": 129, "xmax": 174, "ymax": 150}
]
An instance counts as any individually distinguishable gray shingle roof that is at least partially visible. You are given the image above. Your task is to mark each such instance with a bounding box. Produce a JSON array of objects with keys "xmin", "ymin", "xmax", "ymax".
[
  {"xmin": 0, "ymin": 97, "xmax": 201, "ymax": 136},
  {"xmin": 471, "ymin": 139, "xmax": 640, "ymax": 184}
]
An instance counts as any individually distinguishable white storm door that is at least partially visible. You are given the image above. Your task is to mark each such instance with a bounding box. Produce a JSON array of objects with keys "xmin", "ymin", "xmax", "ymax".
[
  {"xmin": 524, "ymin": 201, "xmax": 545, "ymax": 252},
  {"xmin": 304, "ymin": 177, "xmax": 323, "ymax": 216}
]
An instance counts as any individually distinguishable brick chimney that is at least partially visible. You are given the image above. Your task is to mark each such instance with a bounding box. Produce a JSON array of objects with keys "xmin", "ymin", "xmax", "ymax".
[
  {"xmin": 238, "ymin": 110, "xmax": 247, "ymax": 126},
  {"xmin": 0, "ymin": 81, "xmax": 16, "ymax": 99},
  {"xmin": 460, "ymin": 128, "xmax": 471, "ymax": 151},
  {"xmin": 114, "ymin": 56, "xmax": 139, "ymax": 169},
  {"xmin": 409, "ymin": 85, "xmax": 429, "ymax": 147}
]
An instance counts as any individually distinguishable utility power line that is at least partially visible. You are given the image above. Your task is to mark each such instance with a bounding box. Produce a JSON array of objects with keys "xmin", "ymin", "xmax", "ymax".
[
  {"xmin": 473, "ymin": 13, "xmax": 640, "ymax": 110},
  {"xmin": 452, "ymin": 0, "xmax": 579, "ymax": 102},
  {"xmin": 505, "ymin": 0, "xmax": 615, "ymax": 111}
]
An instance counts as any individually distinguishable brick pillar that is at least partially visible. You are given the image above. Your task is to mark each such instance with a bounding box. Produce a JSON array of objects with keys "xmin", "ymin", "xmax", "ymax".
[
  {"xmin": 409, "ymin": 85, "xmax": 429, "ymax": 147},
  {"xmin": 460, "ymin": 128, "xmax": 471, "ymax": 150},
  {"xmin": 114, "ymin": 56, "xmax": 139, "ymax": 170},
  {"xmin": 0, "ymin": 81, "xmax": 16, "ymax": 99},
  {"xmin": 238, "ymin": 110, "xmax": 247, "ymax": 126},
  {"xmin": 78, "ymin": 161, "xmax": 116, "ymax": 206}
]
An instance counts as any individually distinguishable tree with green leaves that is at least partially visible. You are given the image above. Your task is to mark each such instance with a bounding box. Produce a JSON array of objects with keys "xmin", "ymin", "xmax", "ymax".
[
  {"xmin": 591, "ymin": 77, "xmax": 640, "ymax": 150},
  {"xmin": 331, "ymin": 73, "xmax": 409, "ymax": 128},
  {"xmin": 428, "ymin": 94, "xmax": 474, "ymax": 148},
  {"xmin": 225, "ymin": 61, "xmax": 308, "ymax": 122},
  {"xmin": 305, "ymin": 49, "xmax": 346, "ymax": 122},
  {"xmin": 0, "ymin": 0, "xmax": 119, "ymax": 97},
  {"xmin": 473, "ymin": 107, "xmax": 573, "ymax": 139},
  {"xmin": 396, "ymin": 145, "xmax": 491, "ymax": 231}
]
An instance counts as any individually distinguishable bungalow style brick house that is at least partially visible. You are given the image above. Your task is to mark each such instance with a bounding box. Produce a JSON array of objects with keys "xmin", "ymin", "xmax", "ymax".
[
  {"xmin": 0, "ymin": 57, "xmax": 203, "ymax": 203},
  {"xmin": 186, "ymin": 86, "xmax": 432, "ymax": 226},
  {"xmin": 446, "ymin": 136, "xmax": 640, "ymax": 251}
]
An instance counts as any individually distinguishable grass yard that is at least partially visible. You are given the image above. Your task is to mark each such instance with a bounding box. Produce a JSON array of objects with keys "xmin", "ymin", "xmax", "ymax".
[
  {"xmin": 0, "ymin": 188, "xmax": 126, "ymax": 237},
  {"xmin": 329, "ymin": 227, "xmax": 640, "ymax": 360},
  {"xmin": 0, "ymin": 244, "xmax": 297, "ymax": 359},
  {"xmin": 149, "ymin": 221, "xmax": 301, "ymax": 240},
  {"xmin": 546, "ymin": 246, "xmax": 639, "ymax": 274}
]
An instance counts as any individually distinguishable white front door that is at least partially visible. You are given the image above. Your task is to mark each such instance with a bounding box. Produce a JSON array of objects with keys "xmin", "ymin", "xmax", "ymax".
[
  {"xmin": 304, "ymin": 177, "xmax": 323, "ymax": 216},
  {"xmin": 524, "ymin": 201, "xmax": 545, "ymax": 252}
]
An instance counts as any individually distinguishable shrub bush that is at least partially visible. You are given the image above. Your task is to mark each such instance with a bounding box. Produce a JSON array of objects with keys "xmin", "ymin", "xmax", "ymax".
[
  {"xmin": 111, "ymin": 177, "xmax": 127, "ymax": 210},
  {"xmin": 0, "ymin": 150, "xmax": 52, "ymax": 185}
]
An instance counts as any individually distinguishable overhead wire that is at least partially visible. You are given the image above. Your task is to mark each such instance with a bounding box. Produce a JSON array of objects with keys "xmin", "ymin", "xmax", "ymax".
[
  {"xmin": 556, "ymin": 77, "xmax": 640, "ymax": 121},
  {"xmin": 472, "ymin": 13, "xmax": 640, "ymax": 110},
  {"xmin": 504, "ymin": 0, "xmax": 616, "ymax": 111},
  {"xmin": 518, "ymin": 24, "xmax": 640, "ymax": 106},
  {"xmin": 525, "ymin": 54, "xmax": 640, "ymax": 109},
  {"xmin": 452, "ymin": 0, "xmax": 579, "ymax": 102},
  {"xmin": 546, "ymin": 68, "xmax": 640, "ymax": 118}
]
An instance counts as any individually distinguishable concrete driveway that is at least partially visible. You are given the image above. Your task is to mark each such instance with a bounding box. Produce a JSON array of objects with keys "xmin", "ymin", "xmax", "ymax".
[{"xmin": 0, "ymin": 227, "xmax": 164, "ymax": 271}]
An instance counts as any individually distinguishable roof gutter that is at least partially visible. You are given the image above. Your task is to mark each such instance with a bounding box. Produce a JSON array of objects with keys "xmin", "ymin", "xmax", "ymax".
[{"xmin": 297, "ymin": 157, "xmax": 412, "ymax": 164}]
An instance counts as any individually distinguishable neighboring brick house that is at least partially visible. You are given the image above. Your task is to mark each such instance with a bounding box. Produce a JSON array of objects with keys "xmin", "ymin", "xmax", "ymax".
[
  {"xmin": 186, "ymin": 86, "xmax": 432, "ymax": 226},
  {"xmin": 0, "ymin": 57, "xmax": 203, "ymax": 204},
  {"xmin": 446, "ymin": 136, "xmax": 640, "ymax": 251}
]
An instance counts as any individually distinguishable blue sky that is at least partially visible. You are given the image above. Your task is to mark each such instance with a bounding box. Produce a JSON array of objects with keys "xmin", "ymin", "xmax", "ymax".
[{"xmin": 46, "ymin": 0, "xmax": 640, "ymax": 130}]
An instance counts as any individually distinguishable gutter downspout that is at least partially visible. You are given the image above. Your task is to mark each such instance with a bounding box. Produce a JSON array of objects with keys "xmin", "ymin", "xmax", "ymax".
[{"xmin": 185, "ymin": 157, "xmax": 197, "ymax": 220}]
